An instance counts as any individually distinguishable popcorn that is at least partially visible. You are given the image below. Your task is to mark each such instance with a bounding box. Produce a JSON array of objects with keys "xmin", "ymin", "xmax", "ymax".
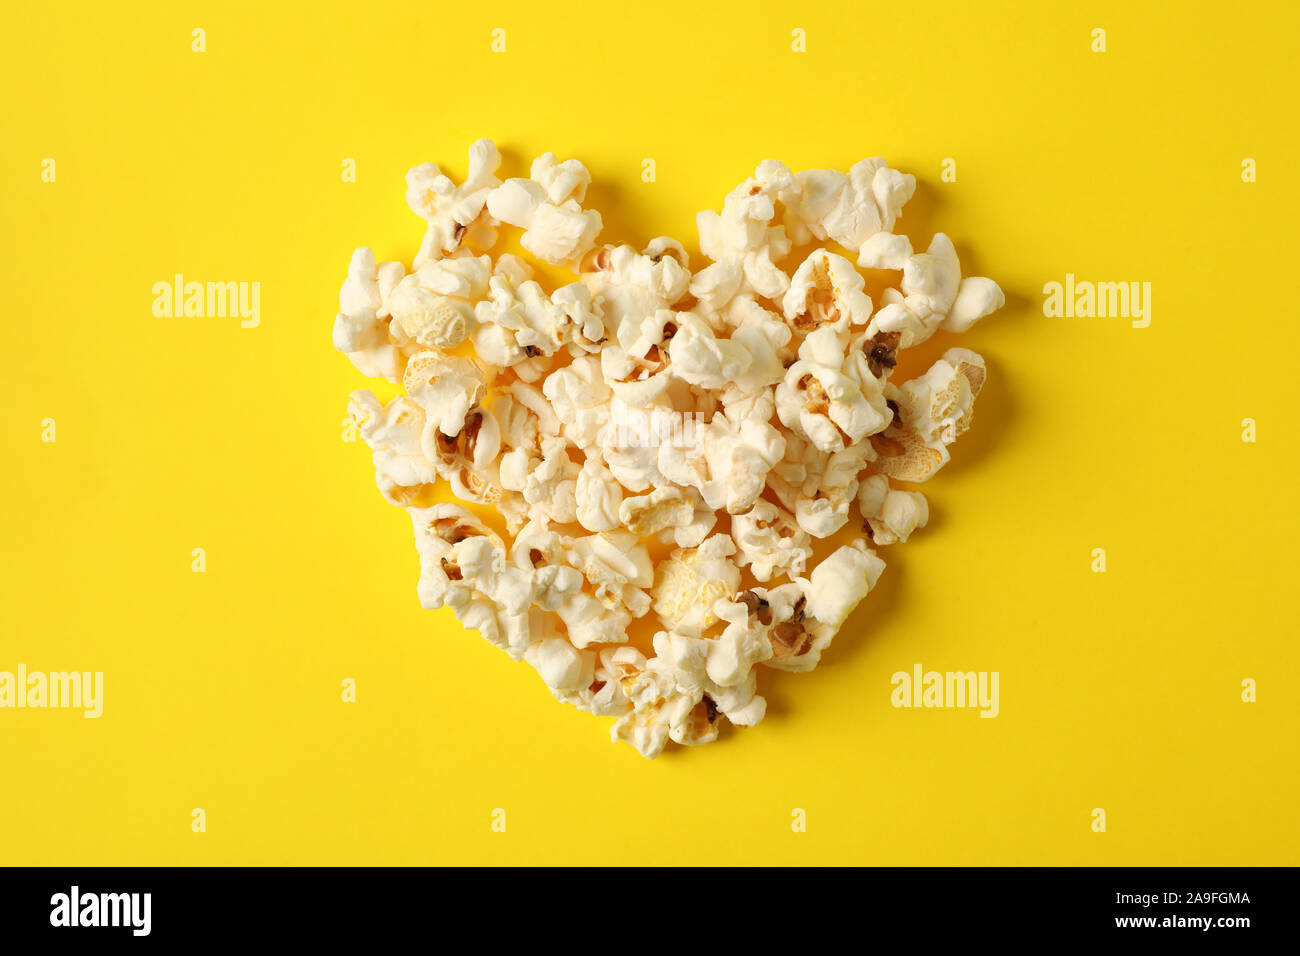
[
  {"xmin": 402, "ymin": 351, "xmax": 485, "ymax": 437},
  {"xmin": 600, "ymin": 310, "xmax": 677, "ymax": 405},
  {"xmin": 333, "ymin": 142, "xmax": 1003, "ymax": 757},
  {"xmin": 348, "ymin": 391, "xmax": 437, "ymax": 507},
  {"xmin": 486, "ymin": 153, "xmax": 603, "ymax": 265},
  {"xmin": 333, "ymin": 248, "xmax": 405, "ymax": 382},
  {"xmin": 857, "ymin": 473, "xmax": 929, "ymax": 545},
  {"xmin": 692, "ymin": 160, "xmax": 795, "ymax": 310},
  {"xmin": 726, "ymin": 308, "xmax": 792, "ymax": 396},
  {"xmin": 581, "ymin": 241, "xmax": 691, "ymax": 337},
  {"xmin": 754, "ymin": 541, "xmax": 886, "ymax": 673},
  {"xmin": 408, "ymin": 503, "xmax": 534, "ymax": 658},
  {"xmin": 730, "ymin": 500, "xmax": 812, "ymax": 582},
  {"xmin": 619, "ymin": 486, "xmax": 696, "ymax": 537},
  {"xmin": 407, "ymin": 139, "xmax": 503, "ymax": 265},
  {"xmin": 518, "ymin": 435, "xmax": 581, "ymax": 525},
  {"xmin": 512, "ymin": 522, "xmax": 646, "ymax": 649},
  {"xmin": 524, "ymin": 637, "xmax": 588, "ymax": 692},
  {"xmin": 782, "ymin": 250, "xmax": 873, "ymax": 335},
  {"xmin": 781, "ymin": 159, "xmax": 916, "ymax": 249},
  {"xmin": 568, "ymin": 530, "xmax": 654, "ymax": 620},
  {"xmin": 665, "ymin": 310, "xmax": 752, "ymax": 390},
  {"xmin": 388, "ymin": 254, "xmax": 491, "ymax": 350},
  {"xmin": 657, "ymin": 409, "xmax": 785, "ymax": 516},
  {"xmin": 472, "ymin": 264, "xmax": 604, "ymax": 366},
  {"xmin": 873, "ymin": 348, "xmax": 987, "ymax": 482},
  {"xmin": 574, "ymin": 458, "xmax": 623, "ymax": 533},
  {"xmin": 861, "ymin": 233, "xmax": 1005, "ymax": 347},
  {"xmin": 651, "ymin": 535, "xmax": 741, "ymax": 635},
  {"xmin": 775, "ymin": 326, "xmax": 890, "ymax": 454},
  {"xmin": 652, "ymin": 628, "xmax": 767, "ymax": 733},
  {"xmin": 542, "ymin": 356, "xmax": 611, "ymax": 450},
  {"xmin": 805, "ymin": 541, "xmax": 885, "ymax": 631},
  {"xmin": 606, "ymin": 646, "xmax": 682, "ymax": 757},
  {"xmin": 436, "ymin": 407, "xmax": 503, "ymax": 473}
]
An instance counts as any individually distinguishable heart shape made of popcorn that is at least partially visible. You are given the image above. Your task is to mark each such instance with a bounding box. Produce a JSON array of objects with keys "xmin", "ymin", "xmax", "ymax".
[{"xmin": 333, "ymin": 140, "xmax": 1002, "ymax": 757}]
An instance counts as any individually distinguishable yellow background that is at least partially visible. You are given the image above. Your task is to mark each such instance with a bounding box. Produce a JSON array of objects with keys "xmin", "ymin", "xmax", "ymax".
[{"xmin": 3, "ymin": 0, "xmax": 1297, "ymax": 865}]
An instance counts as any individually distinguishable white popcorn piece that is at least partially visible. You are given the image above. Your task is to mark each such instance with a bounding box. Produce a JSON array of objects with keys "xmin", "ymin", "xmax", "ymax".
[
  {"xmin": 857, "ymin": 231, "xmax": 914, "ymax": 271},
  {"xmin": 719, "ymin": 583, "xmax": 821, "ymax": 672},
  {"xmin": 540, "ymin": 356, "xmax": 611, "ymax": 451},
  {"xmin": 782, "ymin": 250, "xmax": 874, "ymax": 335},
  {"xmin": 407, "ymin": 138, "xmax": 503, "ymax": 265},
  {"xmin": 494, "ymin": 385, "xmax": 566, "ymax": 527},
  {"xmin": 726, "ymin": 308, "xmax": 792, "ymax": 396},
  {"xmin": 651, "ymin": 534, "xmax": 741, "ymax": 636},
  {"xmin": 864, "ymin": 233, "xmax": 1005, "ymax": 347},
  {"xmin": 348, "ymin": 391, "xmax": 438, "ymax": 507},
  {"xmin": 873, "ymin": 347, "xmax": 987, "ymax": 482},
  {"xmin": 857, "ymin": 473, "xmax": 929, "ymax": 545},
  {"xmin": 775, "ymin": 326, "xmax": 890, "ymax": 454},
  {"xmin": 804, "ymin": 540, "xmax": 885, "ymax": 631},
  {"xmin": 402, "ymin": 350, "xmax": 486, "ymax": 435},
  {"xmin": 486, "ymin": 153, "xmax": 603, "ymax": 265},
  {"xmin": 707, "ymin": 597, "xmax": 777, "ymax": 686},
  {"xmin": 666, "ymin": 310, "xmax": 752, "ymax": 390},
  {"xmin": 600, "ymin": 309, "xmax": 678, "ymax": 405},
  {"xmin": 511, "ymin": 523, "xmax": 642, "ymax": 650},
  {"xmin": 333, "ymin": 247, "xmax": 405, "ymax": 382},
  {"xmin": 387, "ymin": 253, "xmax": 492, "ymax": 351},
  {"xmin": 945, "ymin": 276, "xmax": 1006, "ymax": 334},
  {"xmin": 657, "ymin": 409, "xmax": 785, "ymax": 517},
  {"xmin": 652, "ymin": 628, "xmax": 767, "ymax": 734},
  {"xmin": 607, "ymin": 647, "xmax": 682, "ymax": 757},
  {"xmin": 846, "ymin": 327, "xmax": 903, "ymax": 387},
  {"xmin": 568, "ymin": 530, "xmax": 654, "ymax": 620},
  {"xmin": 472, "ymin": 262, "xmax": 605, "ymax": 367},
  {"xmin": 425, "ymin": 403, "xmax": 501, "ymax": 485},
  {"xmin": 581, "ymin": 241, "xmax": 692, "ymax": 342},
  {"xmin": 767, "ymin": 432, "xmax": 875, "ymax": 539},
  {"xmin": 754, "ymin": 542, "xmax": 885, "ymax": 674},
  {"xmin": 520, "ymin": 435, "xmax": 581, "ymax": 525},
  {"xmin": 813, "ymin": 440, "xmax": 876, "ymax": 531},
  {"xmin": 692, "ymin": 160, "xmax": 795, "ymax": 310},
  {"xmin": 597, "ymin": 400, "xmax": 678, "ymax": 493},
  {"xmin": 549, "ymin": 647, "xmax": 630, "ymax": 718},
  {"xmin": 660, "ymin": 488, "xmax": 718, "ymax": 548},
  {"xmin": 730, "ymin": 499, "xmax": 813, "ymax": 582},
  {"xmin": 574, "ymin": 457, "xmax": 623, "ymax": 533},
  {"xmin": 524, "ymin": 636, "xmax": 588, "ymax": 692},
  {"xmin": 900, "ymin": 233, "xmax": 961, "ymax": 324},
  {"xmin": 619, "ymin": 486, "xmax": 696, "ymax": 537},
  {"xmin": 334, "ymin": 141, "xmax": 1002, "ymax": 757},
  {"xmin": 781, "ymin": 159, "xmax": 915, "ymax": 250},
  {"xmin": 408, "ymin": 503, "xmax": 534, "ymax": 658}
]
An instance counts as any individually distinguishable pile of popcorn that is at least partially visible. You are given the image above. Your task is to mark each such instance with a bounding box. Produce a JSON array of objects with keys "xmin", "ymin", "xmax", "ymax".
[{"xmin": 333, "ymin": 140, "xmax": 1003, "ymax": 757}]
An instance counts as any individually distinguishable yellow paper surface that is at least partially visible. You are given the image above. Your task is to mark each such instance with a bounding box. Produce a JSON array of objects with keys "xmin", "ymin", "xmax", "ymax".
[{"xmin": 2, "ymin": 0, "xmax": 1296, "ymax": 865}]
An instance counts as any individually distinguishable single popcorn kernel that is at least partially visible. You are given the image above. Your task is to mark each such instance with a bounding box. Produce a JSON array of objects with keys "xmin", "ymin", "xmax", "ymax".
[{"xmin": 333, "ymin": 140, "xmax": 1003, "ymax": 757}]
